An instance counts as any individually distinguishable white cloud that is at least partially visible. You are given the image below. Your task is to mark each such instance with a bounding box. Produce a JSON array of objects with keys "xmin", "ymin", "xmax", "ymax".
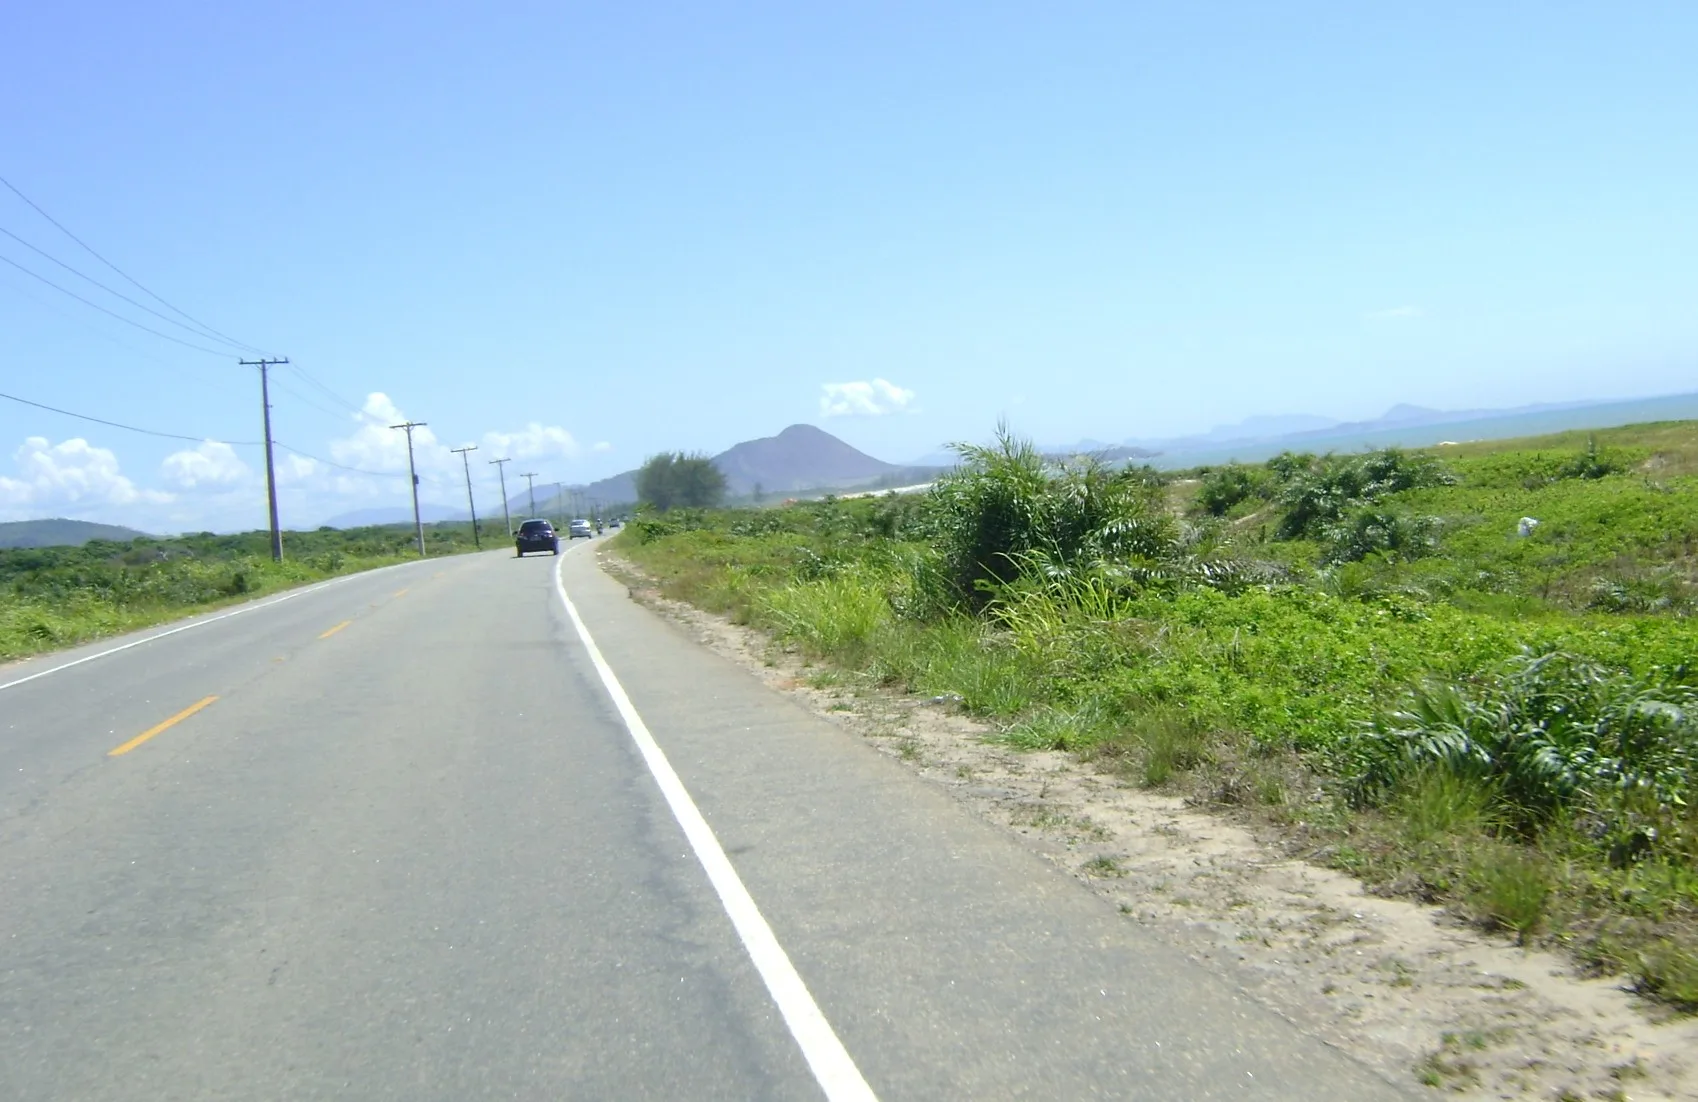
[
  {"xmin": 1366, "ymin": 305, "xmax": 1423, "ymax": 320},
  {"xmin": 482, "ymin": 422, "xmax": 579, "ymax": 461},
  {"xmin": 820, "ymin": 378, "xmax": 917, "ymax": 417},
  {"xmin": 0, "ymin": 436, "xmax": 171, "ymax": 514},
  {"xmin": 591, "ymin": 440, "xmax": 613, "ymax": 453},
  {"xmin": 329, "ymin": 392, "xmax": 449, "ymax": 475},
  {"xmin": 161, "ymin": 440, "xmax": 251, "ymax": 489},
  {"xmin": 278, "ymin": 453, "xmax": 319, "ymax": 483}
]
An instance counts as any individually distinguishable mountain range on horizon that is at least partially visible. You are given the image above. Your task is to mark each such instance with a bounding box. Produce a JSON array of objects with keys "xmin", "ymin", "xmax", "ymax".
[
  {"xmin": 1134, "ymin": 391, "xmax": 1698, "ymax": 467},
  {"xmin": 903, "ymin": 391, "xmax": 1698, "ymax": 469},
  {"xmin": 1124, "ymin": 397, "xmax": 1607, "ymax": 451}
]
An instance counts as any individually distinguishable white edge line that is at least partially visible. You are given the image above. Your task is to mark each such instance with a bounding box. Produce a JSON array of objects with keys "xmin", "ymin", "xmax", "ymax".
[
  {"xmin": 553, "ymin": 550, "xmax": 877, "ymax": 1102},
  {"xmin": 0, "ymin": 559, "xmax": 425, "ymax": 694}
]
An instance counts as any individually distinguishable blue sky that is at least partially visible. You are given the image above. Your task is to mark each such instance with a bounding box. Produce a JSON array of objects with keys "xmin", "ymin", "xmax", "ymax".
[{"xmin": 3, "ymin": 2, "xmax": 1695, "ymax": 530}]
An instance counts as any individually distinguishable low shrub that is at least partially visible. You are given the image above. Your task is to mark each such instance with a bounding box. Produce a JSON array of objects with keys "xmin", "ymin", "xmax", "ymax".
[
  {"xmin": 1197, "ymin": 465, "xmax": 1272, "ymax": 516},
  {"xmin": 1277, "ymin": 448, "xmax": 1455, "ymax": 540},
  {"xmin": 1360, "ymin": 651, "xmax": 1698, "ymax": 848}
]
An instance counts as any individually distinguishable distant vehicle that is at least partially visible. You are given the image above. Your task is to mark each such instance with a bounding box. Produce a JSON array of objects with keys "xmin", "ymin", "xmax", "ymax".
[
  {"xmin": 515, "ymin": 519, "xmax": 560, "ymax": 556},
  {"xmin": 568, "ymin": 519, "xmax": 593, "ymax": 539}
]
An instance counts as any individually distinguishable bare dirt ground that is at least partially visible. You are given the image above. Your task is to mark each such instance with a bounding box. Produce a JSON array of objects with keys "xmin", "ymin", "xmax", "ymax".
[{"xmin": 600, "ymin": 549, "xmax": 1698, "ymax": 1100}]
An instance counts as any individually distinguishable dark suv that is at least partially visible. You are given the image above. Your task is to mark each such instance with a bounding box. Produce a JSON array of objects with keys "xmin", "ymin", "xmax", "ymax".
[{"xmin": 514, "ymin": 519, "xmax": 560, "ymax": 556}]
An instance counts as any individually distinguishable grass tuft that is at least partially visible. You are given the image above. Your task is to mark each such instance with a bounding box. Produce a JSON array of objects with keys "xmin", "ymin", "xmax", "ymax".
[{"xmin": 1467, "ymin": 846, "xmax": 1554, "ymax": 944}]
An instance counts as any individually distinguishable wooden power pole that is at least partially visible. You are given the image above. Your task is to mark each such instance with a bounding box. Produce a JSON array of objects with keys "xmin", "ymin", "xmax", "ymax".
[
  {"xmin": 451, "ymin": 444, "xmax": 480, "ymax": 549},
  {"xmin": 391, "ymin": 420, "xmax": 428, "ymax": 557},
  {"xmin": 241, "ymin": 357, "xmax": 290, "ymax": 562}
]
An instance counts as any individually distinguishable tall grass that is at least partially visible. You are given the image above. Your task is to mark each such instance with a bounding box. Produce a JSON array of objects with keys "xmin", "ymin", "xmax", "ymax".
[{"xmin": 761, "ymin": 568, "xmax": 891, "ymax": 664}]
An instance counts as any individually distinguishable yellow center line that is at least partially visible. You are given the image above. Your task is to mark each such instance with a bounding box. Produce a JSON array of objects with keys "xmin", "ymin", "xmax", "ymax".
[
  {"xmin": 319, "ymin": 620, "xmax": 353, "ymax": 639},
  {"xmin": 393, "ymin": 587, "xmax": 409, "ymax": 598},
  {"xmin": 109, "ymin": 695, "xmax": 219, "ymax": 757}
]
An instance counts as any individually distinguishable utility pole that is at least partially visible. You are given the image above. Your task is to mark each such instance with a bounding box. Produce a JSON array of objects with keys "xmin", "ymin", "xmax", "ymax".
[
  {"xmin": 554, "ymin": 482, "xmax": 564, "ymax": 525},
  {"xmin": 451, "ymin": 444, "xmax": 480, "ymax": 549},
  {"xmin": 520, "ymin": 472, "xmax": 539, "ymax": 519},
  {"xmin": 241, "ymin": 357, "xmax": 290, "ymax": 562},
  {"xmin": 391, "ymin": 420, "xmax": 428, "ymax": 557},
  {"xmin": 489, "ymin": 456, "xmax": 512, "ymax": 536}
]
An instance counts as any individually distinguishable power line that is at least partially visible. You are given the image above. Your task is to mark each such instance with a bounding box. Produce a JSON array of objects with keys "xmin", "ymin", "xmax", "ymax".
[
  {"xmin": 0, "ymin": 224, "xmax": 254, "ymax": 353},
  {"xmin": 0, "ymin": 387, "xmax": 261, "ymax": 445},
  {"xmin": 0, "ymin": 172, "xmax": 268, "ymax": 355},
  {"xmin": 270, "ymin": 377, "xmax": 356, "ymax": 422},
  {"xmin": 284, "ymin": 362, "xmax": 365, "ymax": 417},
  {"xmin": 0, "ymin": 268, "xmax": 233, "ymax": 391},
  {"xmin": 0, "ymin": 377, "xmax": 477, "ymax": 495},
  {"xmin": 0, "ymin": 253, "xmax": 232, "ymax": 356},
  {"xmin": 273, "ymin": 442, "xmax": 405, "ymax": 479},
  {"xmin": 273, "ymin": 441, "xmax": 453, "ymax": 485}
]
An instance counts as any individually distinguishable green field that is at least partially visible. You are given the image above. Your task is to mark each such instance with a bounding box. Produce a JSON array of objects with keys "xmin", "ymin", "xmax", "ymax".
[
  {"xmin": 0, "ymin": 523, "xmax": 484, "ymax": 663},
  {"xmin": 616, "ymin": 420, "xmax": 1698, "ymax": 1008}
]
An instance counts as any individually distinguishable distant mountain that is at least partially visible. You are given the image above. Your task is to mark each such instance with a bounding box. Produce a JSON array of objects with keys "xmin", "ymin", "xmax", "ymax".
[
  {"xmin": 0, "ymin": 518, "xmax": 151, "ymax": 549},
  {"xmin": 1041, "ymin": 443, "xmax": 1161, "ymax": 463},
  {"xmin": 1212, "ymin": 413, "xmax": 1342, "ymax": 439},
  {"xmin": 1144, "ymin": 392, "xmax": 1698, "ymax": 468},
  {"xmin": 320, "ymin": 504, "xmax": 465, "ymax": 529},
  {"xmin": 906, "ymin": 448, "xmax": 960, "ymax": 468},
  {"xmin": 713, "ymin": 424, "xmax": 901, "ymax": 494},
  {"xmin": 512, "ymin": 423, "xmax": 943, "ymax": 513}
]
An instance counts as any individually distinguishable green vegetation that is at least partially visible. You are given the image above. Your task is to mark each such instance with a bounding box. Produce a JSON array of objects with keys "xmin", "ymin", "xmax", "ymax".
[
  {"xmin": 615, "ymin": 420, "xmax": 1698, "ymax": 1008},
  {"xmin": 0, "ymin": 523, "xmax": 483, "ymax": 662},
  {"xmin": 635, "ymin": 452, "xmax": 728, "ymax": 511}
]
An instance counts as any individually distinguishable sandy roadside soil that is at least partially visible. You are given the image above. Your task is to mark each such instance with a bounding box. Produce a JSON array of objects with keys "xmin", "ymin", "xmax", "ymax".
[{"xmin": 600, "ymin": 548, "xmax": 1698, "ymax": 1101}]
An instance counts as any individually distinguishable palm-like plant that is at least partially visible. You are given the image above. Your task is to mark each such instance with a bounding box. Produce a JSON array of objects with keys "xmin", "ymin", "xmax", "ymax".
[
  {"xmin": 928, "ymin": 425, "xmax": 1180, "ymax": 610},
  {"xmin": 1364, "ymin": 651, "xmax": 1698, "ymax": 842}
]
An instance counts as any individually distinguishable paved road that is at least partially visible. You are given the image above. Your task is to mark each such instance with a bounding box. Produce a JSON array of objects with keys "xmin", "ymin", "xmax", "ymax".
[{"xmin": 0, "ymin": 541, "xmax": 1411, "ymax": 1100}]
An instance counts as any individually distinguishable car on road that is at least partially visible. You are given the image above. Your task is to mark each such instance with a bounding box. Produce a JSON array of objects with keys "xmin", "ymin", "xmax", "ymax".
[
  {"xmin": 514, "ymin": 519, "xmax": 560, "ymax": 556},
  {"xmin": 568, "ymin": 519, "xmax": 593, "ymax": 539}
]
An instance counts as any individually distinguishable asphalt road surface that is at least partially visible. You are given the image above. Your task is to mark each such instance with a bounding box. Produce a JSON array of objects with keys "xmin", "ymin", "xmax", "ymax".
[{"xmin": 0, "ymin": 540, "xmax": 1412, "ymax": 1100}]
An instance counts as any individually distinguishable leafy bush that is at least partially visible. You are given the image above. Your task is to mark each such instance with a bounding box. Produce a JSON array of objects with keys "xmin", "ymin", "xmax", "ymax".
[
  {"xmin": 1277, "ymin": 449, "xmax": 1455, "ymax": 540},
  {"xmin": 636, "ymin": 451, "xmax": 727, "ymax": 510},
  {"xmin": 927, "ymin": 426, "xmax": 1177, "ymax": 610},
  {"xmin": 1362, "ymin": 650, "xmax": 1698, "ymax": 844},
  {"xmin": 1323, "ymin": 508, "xmax": 1441, "ymax": 563},
  {"xmin": 1265, "ymin": 451, "xmax": 1318, "ymax": 482},
  {"xmin": 1585, "ymin": 571, "xmax": 1690, "ymax": 614},
  {"xmin": 627, "ymin": 517, "xmax": 682, "ymax": 544},
  {"xmin": 1561, "ymin": 435, "xmax": 1623, "ymax": 481},
  {"xmin": 1197, "ymin": 465, "xmax": 1271, "ymax": 516}
]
